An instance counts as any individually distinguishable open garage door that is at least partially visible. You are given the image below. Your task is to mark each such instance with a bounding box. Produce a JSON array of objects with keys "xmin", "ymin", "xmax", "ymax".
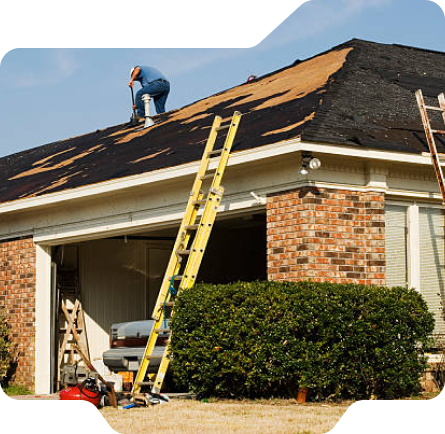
[{"xmin": 53, "ymin": 211, "xmax": 266, "ymax": 374}]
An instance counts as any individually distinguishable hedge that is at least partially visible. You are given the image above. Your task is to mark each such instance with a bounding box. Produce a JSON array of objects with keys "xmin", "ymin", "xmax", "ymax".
[
  {"xmin": 170, "ymin": 281, "xmax": 435, "ymax": 400},
  {"xmin": 0, "ymin": 309, "xmax": 13, "ymax": 384}
]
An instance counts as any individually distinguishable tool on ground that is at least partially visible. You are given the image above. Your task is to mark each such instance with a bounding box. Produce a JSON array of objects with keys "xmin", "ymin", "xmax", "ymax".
[
  {"xmin": 416, "ymin": 89, "xmax": 445, "ymax": 204},
  {"xmin": 129, "ymin": 87, "xmax": 139, "ymax": 126},
  {"xmin": 134, "ymin": 392, "xmax": 170, "ymax": 406},
  {"xmin": 59, "ymin": 378, "xmax": 102, "ymax": 407},
  {"xmin": 73, "ymin": 343, "xmax": 118, "ymax": 408},
  {"xmin": 131, "ymin": 111, "xmax": 242, "ymax": 402}
]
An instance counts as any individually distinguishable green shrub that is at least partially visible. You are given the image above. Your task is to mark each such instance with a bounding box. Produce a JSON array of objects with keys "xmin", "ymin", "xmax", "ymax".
[
  {"xmin": 0, "ymin": 309, "xmax": 14, "ymax": 384},
  {"xmin": 170, "ymin": 281, "xmax": 435, "ymax": 400}
]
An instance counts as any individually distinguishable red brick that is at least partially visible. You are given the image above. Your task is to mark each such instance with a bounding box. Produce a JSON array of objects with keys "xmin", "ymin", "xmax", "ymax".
[
  {"xmin": 267, "ymin": 187, "xmax": 385, "ymax": 285},
  {"xmin": 0, "ymin": 237, "xmax": 36, "ymax": 390}
]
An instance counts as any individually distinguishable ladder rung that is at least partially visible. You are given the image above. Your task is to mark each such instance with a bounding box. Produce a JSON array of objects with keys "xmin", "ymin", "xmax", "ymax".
[
  {"xmin": 216, "ymin": 124, "xmax": 231, "ymax": 131},
  {"xmin": 192, "ymin": 199, "xmax": 207, "ymax": 206},
  {"xmin": 154, "ymin": 328, "xmax": 171, "ymax": 333},
  {"xmin": 432, "ymin": 129, "xmax": 445, "ymax": 135},
  {"xmin": 171, "ymin": 275, "xmax": 183, "ymax": 281},
  {"xmin": 184, "ymin": 224, "xmax": 199, "ymax": 230},
  {"xmin": 425, "ymin": 105, "xmax": 444, "ymax": 112},
  {"xmin": 164, "ymin": 301, "xmax": 175, "ymax": 307},
  {"xmin": 200, "ymin": 172, "xmax": 217, "ymax": 180},
  {"xmin": 176, "ymin": 249, "xmax": 191, "ymax": 255},
  {"xmin": 145, "ymin": 355, "xmax": 163, "ymax": 360},
  {"xmin": 207, "ymin": 149, "xmax": 223, "ymax": 156},
  {"xmin": 135, "ymin": 381, "xmax": 154, "ymax": 386}
]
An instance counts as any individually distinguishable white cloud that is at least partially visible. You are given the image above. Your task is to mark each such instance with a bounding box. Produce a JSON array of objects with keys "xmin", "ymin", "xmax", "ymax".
[
  {"xmin": 54, "ymin": 49, "xmax": 79, "ymax": 76},
  {"xmin": 11, "ymin": 49, "xmax": 79, "ymax": 88}
]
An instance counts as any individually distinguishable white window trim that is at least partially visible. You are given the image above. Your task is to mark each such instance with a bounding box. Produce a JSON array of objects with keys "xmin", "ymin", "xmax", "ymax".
[
  {"xmin": 388, "ymin": 200, "xmax": 444, "ymax": 293},
  {"xmin": 407, "ymin": 203, "xmax": 421, "ymax": 291}
]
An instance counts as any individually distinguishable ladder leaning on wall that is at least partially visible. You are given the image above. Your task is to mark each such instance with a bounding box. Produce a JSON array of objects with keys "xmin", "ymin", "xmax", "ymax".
[
  {"xmin": 415, "ymin": 89, "xmax": 445, "ymax": 205},
  {"xmin": 131, "ymin": 111, "xmax": 242, "ymax": 402}
]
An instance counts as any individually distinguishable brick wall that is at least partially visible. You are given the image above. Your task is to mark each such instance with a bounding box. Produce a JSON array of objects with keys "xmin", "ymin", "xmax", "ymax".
[
  {"xmin": 0, "ymin": 237, "xmax": 36, "ymax": 390},
  {"xmin": 267, "ymin": 187, "xmax": 385, "ymax": 285}
]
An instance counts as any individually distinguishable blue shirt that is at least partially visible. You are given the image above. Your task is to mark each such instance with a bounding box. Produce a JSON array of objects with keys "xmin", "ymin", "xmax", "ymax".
[{"xmin": 135, "ymin": 66, "xmax": 168, "ymax": 86}]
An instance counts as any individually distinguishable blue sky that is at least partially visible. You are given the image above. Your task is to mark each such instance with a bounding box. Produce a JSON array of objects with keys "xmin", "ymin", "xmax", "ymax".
[{"xmin": 0, "ymin": 0, "xmax": 444, "ymax": 157}]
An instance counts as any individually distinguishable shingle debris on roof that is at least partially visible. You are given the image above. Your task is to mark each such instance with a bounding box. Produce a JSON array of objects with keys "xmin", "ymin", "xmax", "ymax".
[{"xmin": 1, "ymin": 39, "xmax": 445, "ymax": 205}]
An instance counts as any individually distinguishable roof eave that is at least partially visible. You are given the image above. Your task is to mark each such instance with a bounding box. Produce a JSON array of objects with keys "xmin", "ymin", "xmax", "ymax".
[{"xmin": 0, "ymin": 138, "xmax": 437, "ymax": 216}]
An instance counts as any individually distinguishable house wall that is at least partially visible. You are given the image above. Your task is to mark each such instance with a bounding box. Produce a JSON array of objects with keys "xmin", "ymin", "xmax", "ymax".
[
  {"xmin": 0, "ymin": 147, "xmax": 443, "ymax": 393},
  {"xmin": 267, "ymin": 187, "xmax": 385, "ymax": 284},
  {"xmin": 79, "ymin": 239, "xmax": 172, "ymax": 362},
  {"xmin": 0, "ymin": 237, "xmax": 36, "ymax": 390}
]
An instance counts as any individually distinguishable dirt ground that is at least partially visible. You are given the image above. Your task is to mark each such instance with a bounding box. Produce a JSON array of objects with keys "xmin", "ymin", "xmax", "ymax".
[{"xmin": 101, "ymin": 399, "xmax": 351, "ymax": 434}]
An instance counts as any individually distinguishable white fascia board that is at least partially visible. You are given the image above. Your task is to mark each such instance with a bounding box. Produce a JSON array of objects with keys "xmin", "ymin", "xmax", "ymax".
[
  {"xmin": 299, "ymin": 140, "xmax": 433, "ymax": 165},
  {"xmin": 0, "ymin": 138, "xmax": 434, "ymax": 215}
]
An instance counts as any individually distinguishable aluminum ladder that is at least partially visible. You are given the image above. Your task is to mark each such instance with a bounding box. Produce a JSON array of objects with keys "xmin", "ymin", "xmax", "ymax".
[
  {"xmin": 132, "ymin": 111, "xmax": 242, "ymax": 400},
  {"xmin": 416, "ymin": 89, "xmax": 445, "ymax": 205}
]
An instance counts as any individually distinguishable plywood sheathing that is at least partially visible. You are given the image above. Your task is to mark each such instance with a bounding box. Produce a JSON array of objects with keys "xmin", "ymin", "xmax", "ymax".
[
  {"xmin": 33, "ymin": 147, "xmax": 76, "ymax": 166},
  {"xmin": 262, "ymin": 112, "xmax": 316, "ymax": 137},
  {"xmin": 8, "ymin": 145, "xmax": 104, "ymax": 180},
  {"xmin": 104, "ymin": 48, "xmax": 350, "ymax": 150},
  {"xmin": 109, "ymin": 49, "xmax": 350, "ymax": 146},
  {"xmin": 24, "ymin": 171, "xmax": 84, "ymax": 197},
  {"xmin": 161, "ymin": 48, "xmax": 352, "ymax": 126},
  {"xmin": 131, "ymin": 148, "xmax": 172, "ymax": 164}
]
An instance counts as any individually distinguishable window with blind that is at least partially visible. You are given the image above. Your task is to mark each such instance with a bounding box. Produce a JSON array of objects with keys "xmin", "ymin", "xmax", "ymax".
[
  {"xmin": 419, "ymin": 207, "xmax": 445, "ymax": 336},
  {"xmin": 385, "ymin": 205, "xmax": 408, "ymax": 288}
]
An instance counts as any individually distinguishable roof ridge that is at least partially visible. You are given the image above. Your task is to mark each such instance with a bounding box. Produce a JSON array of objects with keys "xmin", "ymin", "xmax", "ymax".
[{"xmin": 331, "ymin": 37, "xmax": 445, "ymax": 56}]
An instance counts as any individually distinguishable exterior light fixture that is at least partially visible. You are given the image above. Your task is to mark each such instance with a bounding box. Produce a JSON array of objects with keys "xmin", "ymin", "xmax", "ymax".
[
  {"xmin": 309, "ymin": 157, "xmax": 321, "ymax": 170},
  {"xmin": 299, "ymin": 166, "xmax": 309, "ymax": 176},
  {"xmin": 299, "ymin": 152, "xmax": 321, "ymax": 175}
]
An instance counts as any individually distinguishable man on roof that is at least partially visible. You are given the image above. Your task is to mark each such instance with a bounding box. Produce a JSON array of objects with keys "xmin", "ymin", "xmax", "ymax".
[{"xmin": 129, "ymin": 66, "xmax": 170, "ymax": 118}]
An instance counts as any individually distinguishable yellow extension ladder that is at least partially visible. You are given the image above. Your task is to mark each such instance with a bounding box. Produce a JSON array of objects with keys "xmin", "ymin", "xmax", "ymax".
[
  {"xmin": 132, "ymin": 111, "xmax": 242, "ymax": 399},
  {"xmin": 416, "ymin": 89, "xmax": 445, "ymax": 205}
]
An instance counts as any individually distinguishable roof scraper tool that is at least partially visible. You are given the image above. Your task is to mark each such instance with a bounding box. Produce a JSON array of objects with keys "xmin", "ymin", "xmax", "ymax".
[{"xmin": 129, "ymin": 86, "xmax": 138, "ymax": 126}]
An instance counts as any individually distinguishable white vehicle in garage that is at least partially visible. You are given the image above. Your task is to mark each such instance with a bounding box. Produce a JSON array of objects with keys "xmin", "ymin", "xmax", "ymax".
[{"xmin": 103, "ymin": 320, "xmax": 169, "ymax": 374}]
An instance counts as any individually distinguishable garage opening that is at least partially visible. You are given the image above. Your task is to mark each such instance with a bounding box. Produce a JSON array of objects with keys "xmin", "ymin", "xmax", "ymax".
[{"xmin": 52, "ymin": 211, "xmax": 266, "ymax": 390}]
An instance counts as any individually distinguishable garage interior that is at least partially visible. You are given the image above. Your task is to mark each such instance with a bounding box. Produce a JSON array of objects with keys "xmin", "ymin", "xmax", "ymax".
[{"xmin": 51, "ymin": 211, "xmax": 266, "ymax": 391}]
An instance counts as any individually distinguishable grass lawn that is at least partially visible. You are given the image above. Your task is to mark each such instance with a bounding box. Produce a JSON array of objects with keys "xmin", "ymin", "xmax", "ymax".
[
  {"xmin": 1, "ymin": 384, "xmax": 33, "ymax": 396},
  {"xmin": 101, "ymin": 399, "xmax": 351, "ymax": 434}
]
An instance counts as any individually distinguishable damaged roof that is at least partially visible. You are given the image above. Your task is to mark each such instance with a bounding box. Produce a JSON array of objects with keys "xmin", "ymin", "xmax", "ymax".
[{"xmin": 1, "ymin": 38, "xmax": 445, "ymax": 205}]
